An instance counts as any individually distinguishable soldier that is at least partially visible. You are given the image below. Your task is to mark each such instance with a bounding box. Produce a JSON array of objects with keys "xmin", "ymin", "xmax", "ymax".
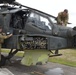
[
  {"xmin": 57, "ymin": 9, "xmax": 69, "ymax": 26},
  {"xmin": 0, "ymin": 26, "xmax": 12, "ymax": 62}
]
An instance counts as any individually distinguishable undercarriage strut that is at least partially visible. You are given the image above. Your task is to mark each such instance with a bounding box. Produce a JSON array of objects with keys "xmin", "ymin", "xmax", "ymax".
[{"xmin": 6, "ymin": 49, "xmax": 19, "ymax": 60}]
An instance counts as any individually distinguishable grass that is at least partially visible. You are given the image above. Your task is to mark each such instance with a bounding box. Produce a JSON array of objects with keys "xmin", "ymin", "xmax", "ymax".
[
  {"xmin": 48, "ymin": 49, "xmax": 76, "ymax": 67},
  {"xmin": 49, "ymin": 57, "xmax": 76, "ymax": 67},
  {"xmin": 1, "ymin": 48, "xmax": 76, "ymax": 67},
  {"xmin": 1, "ymin": 49, "xmax": 24, "ymax": 57}
]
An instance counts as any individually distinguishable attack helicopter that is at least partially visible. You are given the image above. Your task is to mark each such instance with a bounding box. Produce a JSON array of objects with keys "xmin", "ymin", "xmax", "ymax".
[{"xmin": 0, "ymin": 0, "xmax": 76, "ymax": 66}]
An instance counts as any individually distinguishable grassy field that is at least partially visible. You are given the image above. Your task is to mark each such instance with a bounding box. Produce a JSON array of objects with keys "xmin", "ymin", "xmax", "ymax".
[
  {"xmin": 1, "ymin": 49, "xmax": 76, "ymax": 67},
  {"xmin": 48, "ymin": 49, "xmax": 76, "ymax": 67},
  {"xmin": 1, "ymin": 49, "xmax": 24, "ymax": 57}
]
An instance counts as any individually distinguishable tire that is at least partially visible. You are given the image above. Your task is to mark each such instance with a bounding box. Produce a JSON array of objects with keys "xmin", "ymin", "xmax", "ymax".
[{"xmin": 0, "ymin": 55, "xmax": 6, "ymax": 67}]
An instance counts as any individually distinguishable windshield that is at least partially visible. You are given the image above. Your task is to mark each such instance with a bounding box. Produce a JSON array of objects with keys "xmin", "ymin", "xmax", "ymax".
[
  {"xmin": 49, "ymin": 17, "xmax": 57, "ymax": 24},
  {"xmin": 29, "ymin": 12, "xmax": 52, "ymax": 30}
]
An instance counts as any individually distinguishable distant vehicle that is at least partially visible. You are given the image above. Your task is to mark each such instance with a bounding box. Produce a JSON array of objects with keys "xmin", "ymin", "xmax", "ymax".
[{"xmin": 0, "ymin": 0, "xmax": 76, "ymax": 66}]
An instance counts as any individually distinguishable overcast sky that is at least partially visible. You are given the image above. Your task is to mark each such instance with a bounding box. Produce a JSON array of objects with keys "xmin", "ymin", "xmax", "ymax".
[{"xmin": 16, "ymin": 0, "xmax": 76, "ymax": 28}]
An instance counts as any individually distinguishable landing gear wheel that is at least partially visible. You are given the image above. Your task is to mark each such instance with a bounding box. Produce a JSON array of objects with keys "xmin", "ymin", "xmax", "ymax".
[{"xmin": 0, "ymin": 55, "xmax": 6, "ymax": 67}]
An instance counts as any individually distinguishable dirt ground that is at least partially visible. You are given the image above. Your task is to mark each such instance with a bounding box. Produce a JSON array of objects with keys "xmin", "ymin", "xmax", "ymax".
[{"xmin": 2, "ymin": 59, "xmax": 76, "ymax": 75}]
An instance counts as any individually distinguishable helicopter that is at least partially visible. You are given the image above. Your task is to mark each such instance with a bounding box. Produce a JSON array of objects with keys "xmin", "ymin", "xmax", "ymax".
[{"xmin": 0, "ymin": 0, "xmax": 76, "ymax": 66}]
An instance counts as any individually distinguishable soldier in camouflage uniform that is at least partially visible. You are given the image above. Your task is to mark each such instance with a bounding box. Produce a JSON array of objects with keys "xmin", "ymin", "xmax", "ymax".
[
  {"xmin": 0, "ymin": 26, "xmax": 12, "ymax": 61},
  {"xmin": 57, "ymin": 9, "xmax": 69, "ymax": 26}
]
